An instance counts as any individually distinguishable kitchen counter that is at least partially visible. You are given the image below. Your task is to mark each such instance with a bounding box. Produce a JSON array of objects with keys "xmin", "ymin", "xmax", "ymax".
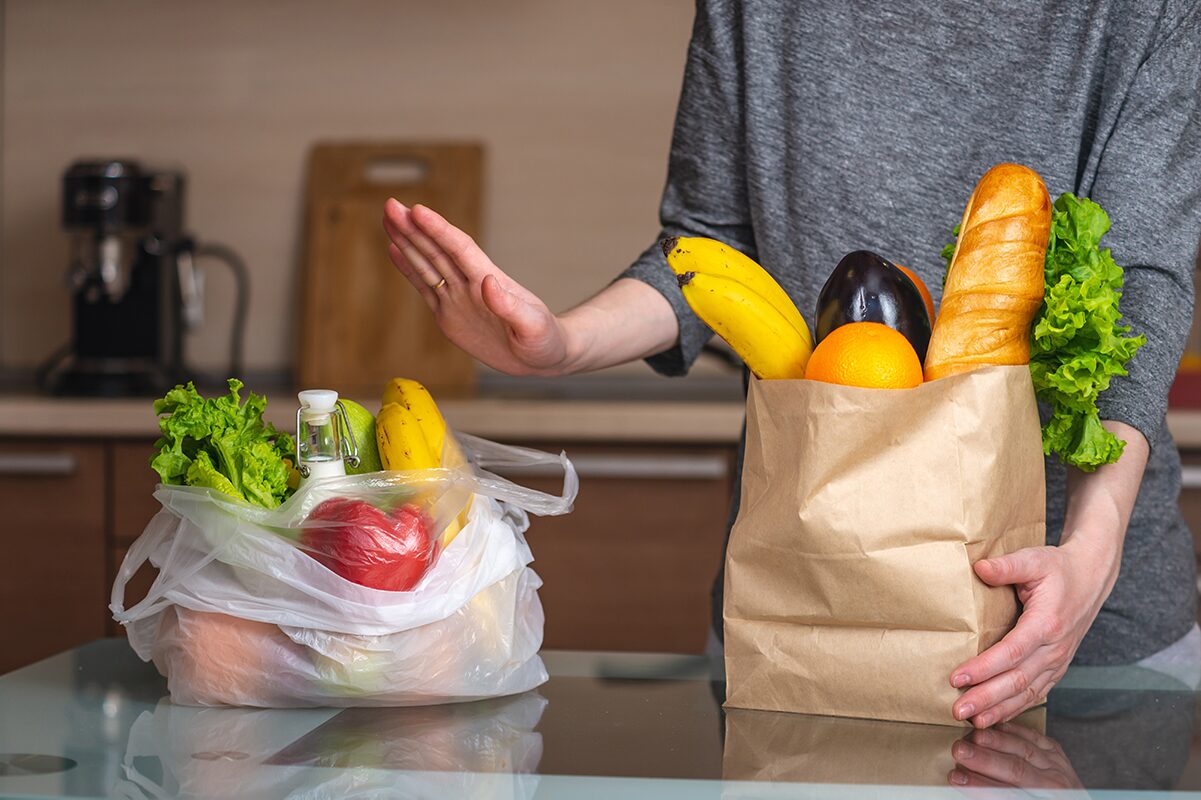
[
  {"xmin": 0, "ymin": 372, "xmax": 752, "ymax": 444},
  {"xmin": 1, "ymin": 639, "xmax": 1200, "ymax": 797},
  {"xmin": 5, "ymin": 389, "xmax": 1201, "ymax": 448},
  {"xmin": 0, "ymin": 393, "xmax": 746, "ymax": 444}
]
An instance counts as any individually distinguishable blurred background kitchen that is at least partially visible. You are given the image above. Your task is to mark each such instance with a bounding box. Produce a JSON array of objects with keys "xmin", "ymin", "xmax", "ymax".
[
  {"xmin": 1, "ymin": 0, "xmax": 709, "ymax": 385},
  {"xmin": 2, "ymin": 0, "xmax": 1200, "ymax": 677},
  {"xmin": 0, "ymin": 0, "xmax": 752, "ymax": 676}
]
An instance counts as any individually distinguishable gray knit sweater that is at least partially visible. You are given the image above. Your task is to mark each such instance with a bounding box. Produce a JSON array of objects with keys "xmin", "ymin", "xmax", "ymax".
[{"xmin": 621, "ymin": 0, "xmax": 1201, "ymax": 663}]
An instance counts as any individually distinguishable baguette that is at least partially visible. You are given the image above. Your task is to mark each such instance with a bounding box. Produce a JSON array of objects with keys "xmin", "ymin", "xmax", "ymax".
[{"xmin": 924, "ymin": 163, "xmax": 1051, "ymax": 381}]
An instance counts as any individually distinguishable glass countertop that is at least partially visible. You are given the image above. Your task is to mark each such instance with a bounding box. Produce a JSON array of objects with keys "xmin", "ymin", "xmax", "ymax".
[{"xmin": 1, "ymin": 639, "xmax": 1200, "ymax": 798}]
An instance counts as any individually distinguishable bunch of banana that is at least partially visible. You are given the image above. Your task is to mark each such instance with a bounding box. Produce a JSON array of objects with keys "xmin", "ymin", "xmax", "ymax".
[
  {"xmin": 376, "ymin": 402, "xmax": 437, "ymax": 471},
  {"xmin": 376, "ymin": 378, "xmax": 472, "ymax": 546},
  {"xmin": 662, "ymin": 236, "xmax": 813, "ymax": 379}
]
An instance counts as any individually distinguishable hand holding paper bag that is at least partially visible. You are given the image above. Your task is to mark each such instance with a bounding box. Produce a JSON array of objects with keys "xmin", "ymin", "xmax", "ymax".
[{"xmin": 949, "ymin": 418, "xmax": 1148, "ymax": 726}]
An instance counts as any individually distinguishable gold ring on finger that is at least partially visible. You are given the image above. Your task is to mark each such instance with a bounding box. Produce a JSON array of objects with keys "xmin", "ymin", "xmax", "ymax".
[{"xmin": 431, "ymin": 278, "xmax": 448, "ymax": 290}]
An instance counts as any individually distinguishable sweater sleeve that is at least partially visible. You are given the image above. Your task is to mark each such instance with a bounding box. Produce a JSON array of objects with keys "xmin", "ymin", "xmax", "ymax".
[
  {"xmin": 618, "ymin": 0, "xmax": 756, "ymax": 377},
  {"xmin": 1088, "ymin": 3, "xmax": 1201, "ymax": 448}
]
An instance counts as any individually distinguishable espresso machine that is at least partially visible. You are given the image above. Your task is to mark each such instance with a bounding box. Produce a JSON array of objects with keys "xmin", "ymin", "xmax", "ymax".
[{"xmin": 39, "ymin": 159, "xmax": 247, "ymax": 396}]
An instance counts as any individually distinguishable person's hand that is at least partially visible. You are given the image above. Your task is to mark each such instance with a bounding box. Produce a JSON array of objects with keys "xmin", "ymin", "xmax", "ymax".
[
  {"xmin": 948, "ymin": 722, "xmax": 1086, "ymax": 794},
  {"xmin": 948, "ymin": 535, "xmax": 1117, "ymax": 728},
  {"xmin": 382, "ymin": 199, "xmax": 571, "ymax": 376},
  {"xmin": 950, "ymin": 420, "xmax": 1147, "ymax": 729}
]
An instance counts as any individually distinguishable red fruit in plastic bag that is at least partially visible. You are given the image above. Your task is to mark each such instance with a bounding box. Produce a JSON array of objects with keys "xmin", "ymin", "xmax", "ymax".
[{"xmin": 301, "ymin": 498, "xmax": 437, "ymax": 591}]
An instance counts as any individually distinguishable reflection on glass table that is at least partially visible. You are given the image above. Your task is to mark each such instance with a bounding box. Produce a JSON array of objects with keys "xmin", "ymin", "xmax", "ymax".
[
  {"xmin": 0, "ymin": 639, "xmax": 1199, "ymax": 798},
  {"xmin": 723, "ymin": 665, "xmax": 1196, "ymax": 794},
  {"xmin": 950, "ymin": 720, "xmax": 1085, "ymax": 791},
  {"xmin": 118, "ymin": 693, "xmax": 548, "ymax": 797}
]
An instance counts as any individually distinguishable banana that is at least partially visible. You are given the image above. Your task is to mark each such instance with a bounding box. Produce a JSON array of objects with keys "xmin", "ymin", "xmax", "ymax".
[
  {"xmin": 677, "ymin": 271, "xmax": 812, "ymax": 379},
  {"xmin": 380, "ymin": 377, "xmax": 472, "ymax": 546},
  {"xmin": 441, "ymin": 505, "xmax": 472, "ymax": 548},
  {"xmin": 381, "ymin": 378, "xmax": 451, "ymax": 464},
  {"xmin": 663, "ymin": 236, "xmax": 814, "ymax": 352},
  {"xmin": 376, "ymin": 402, "xmax": 439, "ymax": 472}
]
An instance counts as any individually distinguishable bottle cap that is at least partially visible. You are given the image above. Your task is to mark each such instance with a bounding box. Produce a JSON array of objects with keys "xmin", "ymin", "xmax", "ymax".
[{"xmin": 298, "ymin": 389, "xmax": 339, "ymax": 423}]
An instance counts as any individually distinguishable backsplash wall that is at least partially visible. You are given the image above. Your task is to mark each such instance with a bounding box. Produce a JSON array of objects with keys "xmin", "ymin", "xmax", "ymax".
[{"xmin": 1, "ymin": 0, "xmax": 694, "ymax": 376}]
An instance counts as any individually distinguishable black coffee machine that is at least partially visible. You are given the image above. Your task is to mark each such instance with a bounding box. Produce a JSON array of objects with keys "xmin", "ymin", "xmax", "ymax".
[{"xmin": 39, "ymin": 159, "xmax": 247, "ymax": 396}]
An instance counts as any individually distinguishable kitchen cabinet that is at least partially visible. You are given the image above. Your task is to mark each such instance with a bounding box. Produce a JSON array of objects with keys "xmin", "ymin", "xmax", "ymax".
[
  {"xmin": 102, "ymin": 439, "xmax": 734, "ymax": 652},
  {"xmin": 112, "ymin": 441, "xmax": 162, "ymax": 545},
  {"xmin": 0, "ymin": 440, "xmax": 107, "ymax": 673},
  {"xmin": 0, "ymin": 433, "xmax": 736, "ymax": 672},
  {"xmin": 500, "ymin": 443, "xmax": 734, "ymax": 654},
  {"xmin": 105, "ymin": 438, "xmax": 735, "ymax": 653},
  {"xmin": 8, "ymin": 423, "xmax": 1201, "ymax": 675}
]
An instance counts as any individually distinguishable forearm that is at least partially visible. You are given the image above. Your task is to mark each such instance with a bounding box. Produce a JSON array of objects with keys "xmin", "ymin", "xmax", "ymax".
[
  {"xmin": 554, "ymin": 278, "xmax": 681, "ymax": 374},
  {"xmin": 1059, "ymin": 420, "xmax": 1150, "ymax": 595}
]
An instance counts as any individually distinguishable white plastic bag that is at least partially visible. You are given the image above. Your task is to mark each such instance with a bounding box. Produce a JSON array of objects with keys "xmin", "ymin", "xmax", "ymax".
[{"xmin": 111, "ymin": 432, "xmax": 577, "ymax": 708}]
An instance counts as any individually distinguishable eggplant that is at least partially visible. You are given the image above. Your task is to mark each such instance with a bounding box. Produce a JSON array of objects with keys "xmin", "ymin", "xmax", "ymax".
[{"xmin": 815, "ymin": 250, "xmax": 932, "ymax": 362}]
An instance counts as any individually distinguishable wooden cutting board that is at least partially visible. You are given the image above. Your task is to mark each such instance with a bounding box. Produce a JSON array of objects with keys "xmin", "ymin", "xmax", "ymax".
[{"xmin": 298, "ymin": 142, "xmax": 482, "ymax": 397}]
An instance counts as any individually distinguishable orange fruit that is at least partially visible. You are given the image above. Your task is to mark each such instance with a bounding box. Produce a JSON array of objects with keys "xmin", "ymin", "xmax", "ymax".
[
  {"xmin": 804, "ymin": 322, "xmax": 923, "ymax": 389},
  {"xmin": 896, "ymin": 264, "xmax": 936, "ymax": 325}
]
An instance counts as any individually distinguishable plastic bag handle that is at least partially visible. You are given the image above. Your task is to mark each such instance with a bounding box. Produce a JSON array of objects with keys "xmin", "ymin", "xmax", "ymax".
[
  {"xmin": 109, "ymin": 513, "xmax": 173, "ymax": 621},
  {"xmin": 109, "ymin": 508, "xmax": 231, "ymax": 624},
  {"xmin": 457, "ymin": 432, "xmax": 578, "ymax": 516}
]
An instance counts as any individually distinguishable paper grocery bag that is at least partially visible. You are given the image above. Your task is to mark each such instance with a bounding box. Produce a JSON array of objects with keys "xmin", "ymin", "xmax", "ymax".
[
  {"xmin": 723, "ymin": 365, "xmax": 1045, "ymax": 726},
  {"xmin": 722, "ymin": 706, "xmax": 1047, "ymax": 787}
]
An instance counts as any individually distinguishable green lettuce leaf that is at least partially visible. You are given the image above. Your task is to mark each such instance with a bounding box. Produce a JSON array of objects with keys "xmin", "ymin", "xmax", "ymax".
[
  {"xmin": 1031, "ymin": 193, "xmax": 1145, "ymax": 471},
  {"xmin": 940, "ymin": 223, "xmax": 960, "ymax": 288},
  {"xmin": 150, "ymin": 378, "xmax": 296, "ymax": 508},
  {"xmin": 935, "ymin": 193, "xmax": 1144, "ymax": 471},
  {"xmin": 184, "ymin": 450, "xmax": 242, "ymax": 499}
]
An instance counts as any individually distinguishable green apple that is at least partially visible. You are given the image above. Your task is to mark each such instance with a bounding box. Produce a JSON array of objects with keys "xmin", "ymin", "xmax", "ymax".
[{"xmin": 340, "ymin": 399, "xmax": 383, "ymax": 474}]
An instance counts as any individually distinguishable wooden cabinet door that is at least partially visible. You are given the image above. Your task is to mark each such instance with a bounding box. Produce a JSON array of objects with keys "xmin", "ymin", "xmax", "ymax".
[
  {"xmin": 0, "ymin": 440, "xmax": 107, "ymax": 673},
  {"xmin": 498, "ymin": 444, "xmax": 735, "ymax": 654},
  {"xmin": 112, "ymin": 440, "xmax": 161, "ymax": 544}
]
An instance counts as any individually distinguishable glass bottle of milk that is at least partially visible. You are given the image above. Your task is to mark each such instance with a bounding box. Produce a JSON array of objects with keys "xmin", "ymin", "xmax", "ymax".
[{"xmin": 296, "ymin": 389, "xmax": 355, "ymax": 482}]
